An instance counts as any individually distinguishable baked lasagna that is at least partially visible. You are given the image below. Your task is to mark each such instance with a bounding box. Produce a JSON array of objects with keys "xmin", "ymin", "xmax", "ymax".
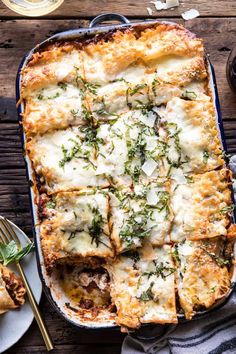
[
  {"xmin": 20, "ymin": 22, "xmax": 235, "ymax": 330},
  {"xmin": 0, "ymin": 264, "xmax": 26, "ymax": 314}
]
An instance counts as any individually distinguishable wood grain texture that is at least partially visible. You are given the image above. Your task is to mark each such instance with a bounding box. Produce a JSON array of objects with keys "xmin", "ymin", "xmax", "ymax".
[
  {"xmin": 1, "ymin": 12, "xmax": 236, "ymax": 354},
  {"xmin": 0, "ymin": 0, "xmax": 236, "ymax": 18}
]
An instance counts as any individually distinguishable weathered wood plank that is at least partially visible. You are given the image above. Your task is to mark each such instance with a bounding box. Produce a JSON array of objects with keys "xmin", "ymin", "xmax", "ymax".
[
  {"xmin": 1, "ymin": 211, "xmax": 33, "ymax": 235},
  {"xmin": 0, "ymin": 0, "xmax": 236, "ymax": 18},
  {"xmin": 6, "ymin": 344, "xmax": 121, "ymax": 354},
  {"xmin": 1, "ymin": 18, "xmax": 236, "ymax": 121}
]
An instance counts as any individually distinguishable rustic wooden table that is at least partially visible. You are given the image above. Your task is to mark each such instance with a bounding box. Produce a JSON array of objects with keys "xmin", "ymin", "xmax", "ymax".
[{"xmin": 0, "ymin": 1, "xmax": 236, "ymax": 353}]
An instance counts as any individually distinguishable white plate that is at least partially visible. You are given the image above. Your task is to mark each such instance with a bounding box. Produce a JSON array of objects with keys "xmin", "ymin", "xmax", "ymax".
[{"xmin": 0, "ymin": 220, "xmax": 42, "ymax": 353}]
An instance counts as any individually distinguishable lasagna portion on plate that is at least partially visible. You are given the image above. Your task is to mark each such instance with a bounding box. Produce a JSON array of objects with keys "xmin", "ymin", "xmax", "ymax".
[
  {"xmin": 0, "ymin": 264, "xmax": 26, "ymax": 315},
  {"xmin": 20, "ymin": 22, "xmax": 235, "ymax": 330}
]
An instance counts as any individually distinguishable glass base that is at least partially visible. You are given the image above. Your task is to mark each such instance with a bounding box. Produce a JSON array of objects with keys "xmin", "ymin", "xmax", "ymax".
[{"xmin": 2, "ymin": 0, "xmax": 64, "ymax": 16}]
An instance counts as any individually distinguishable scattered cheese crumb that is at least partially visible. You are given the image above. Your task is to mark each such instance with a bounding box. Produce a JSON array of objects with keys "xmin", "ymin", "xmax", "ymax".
[
  {"xmin": 141, "ymin": 159, "xmax": 158, "ymax": 176},
  {"xmin": 134, "ymin": 216, "xmax": 142, "ymax": 223},
  {"xmin": 150, "ymin": 1, "xmax": 167, "ymax": 10},
  {"xmin": 150, "ymin": 0, "xmax": 179, "ymax": 11},
  {"xmin": 147, "ymin": 7, "xmax": 153, "ymax": 15},
  {"xmin": 166, "ymin": 0, "xmax": 179, "ymax": 9},
  {"xmin": 147, "ymin": 189, "xmax": 158, "ymax": 205},
  {"xmin": 181, "ymin": 9, "xmax": 200, "ymax": 20}
]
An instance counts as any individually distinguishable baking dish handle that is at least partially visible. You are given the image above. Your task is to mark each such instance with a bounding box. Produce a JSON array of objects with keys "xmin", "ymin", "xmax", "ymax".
[{"xmin": 89, "ymin": 13, "xmax": 130, "ymax": 28}]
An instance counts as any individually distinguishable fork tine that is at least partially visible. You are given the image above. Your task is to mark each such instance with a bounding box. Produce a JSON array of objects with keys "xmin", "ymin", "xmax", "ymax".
[
  {"xmin": 0, "ymin": 219, "xmax": 11, "ymax": 244},
  {"xmin": 0, "ymin": 229, "xmax": 8, "ymax": 244},
  {"xmin": 0, "ymin": 217, "xmax": 20, "ymax": 246}
]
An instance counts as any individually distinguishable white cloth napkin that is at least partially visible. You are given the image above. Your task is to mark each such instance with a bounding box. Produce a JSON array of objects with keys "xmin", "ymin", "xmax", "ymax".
[{"xmin": 121, "ymin": 157, "xmax": 236, "ymax": 354}]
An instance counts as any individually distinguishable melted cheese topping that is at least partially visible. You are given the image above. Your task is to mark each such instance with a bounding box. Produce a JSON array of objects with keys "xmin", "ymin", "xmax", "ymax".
[
  {"xmin": 109, "ymin": 182, "xmax": 172, "ymax": 253},
  {"xmin": 107, "ymin": 245, "xmax": 177, "ymax": 328},
  {"xmin": 20, "ymin": 22, "xmax": 234, "ymax": 329},
  {"xmin": 40, "ymin": 190, "xmax": 114, "ymax": 272},
  {"xmin": 170, "ymin": 169, "xmax": 232, "ymax": 242},
  {"xmin": 27, "ymin": 127, "xmax": 108, "ymax": 194},
  {"xmin": 162, "ymin": 97, "xmax": 224, "ymax": 175},
  {"xmin": 176, "ymin": 239, "xmax": 230, "ymax": 319},
  {"xmin": 23, "ymin": 83, "xmax": 82, "ymax": 135},
  {"xmin": 21, "ymin": 48, "xmax": 82, "ymax": 96},
  {"xmin": 96, "ymin": 111, "xmax": 166, "ymax": 185}
]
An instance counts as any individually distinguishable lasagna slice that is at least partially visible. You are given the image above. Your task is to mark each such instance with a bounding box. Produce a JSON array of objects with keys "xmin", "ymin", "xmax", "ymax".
[
  {"xmin": 23, "ymin": 83, "xmax": 83, "ymax": 136},
  {"xmin": 175, "ymin": 238, "xmax": 231, "ymax": 320},
  {"xmin": 170, "ymin": 169, "xmax": 232, "ymax": 242},
  {"xmin": 161, "ymin": 97, "xmax": 224, "ymax": 176},
  {"xmin": 109, "ymin": 181, "xmax": 172, "ymax": 253},
  {"xmin": 21, "ymin": 47, "xmax": 82, "ymax": 95},
  {"xmin": 107, "ymin": 244, "xmax": 177, "ymax": 329},
  {"xmin": 82, "ymin": 23, "xmax": 205, "ymax": 83},
  {"xmin": 40, "ymin": 190, "xmax": 114, "ymax": 273},
  {"xmin": 0, "ymin": 264, "xmax": 26, "ymax": 314},
  {"xmin": 95, "ymin": 110, "xmax": 167, "ymax": 186},
  {"xmin": 27, "ymin": 127, "xmax": 108, "ymax": 194}
]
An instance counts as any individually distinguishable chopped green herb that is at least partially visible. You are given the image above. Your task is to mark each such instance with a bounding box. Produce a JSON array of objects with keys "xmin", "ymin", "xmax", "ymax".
[
  {"xmin": 119, "ymin": 207, "xmax": 155, "ymax": 247},
  {"xmin": 89, "ymin": 208, "xmax": 104, "ymax": 247},
  {"xmin": 210, "ymin": 286, "xmax": 216, "ymax": 293},
  {"xmin": 94, "ymin": 97, "xmax": 119, "ymax": 118},
  {"xmin": 135, "ymin": 100, "xmax": 155, "ymax": 116},
  {"xmin": 129, "ymin": 83, "xmax": 147, "ymax": 96},
  {"xmin": 171, "ymin": 247, "xmax": 180, "ymax": 263},
  {"xmin": 185, "ymin": 175, "xmax": 194, "ymax": 184},
  {"xmin": 59, "ymin": 139, "xmax": 82, "ymax": 168},
  {"xmin": 46, "ymin": 201, "xmax": 56, "ymax": 209},
  {"xmin": 82, "ymin": 104, "xmax": 97, "ymax": 125},
  {"xmin": 70, "ymin": 108, "xmax": 79, "ymax": 116},
  {"xmin": 68, "ymin": 231, "xmax": 76, "ymax": 240},
  {"xmin": 38, "ymin": 92, "xmax": 61, "ymax": 100},
  {"xmin": 81, "ymin": 126, "xmax": 103, "ymax": 148},
  {"xmin": 155, "ymin": 191, "xmax": 170, "ymax": 217},
  {"xmin": 111, "ymin": 77, "xmax": 129, "ymax": 84},
  {"xmin": 219, "ymin": 205, "xmax": 234, "ymax": 214},
  {"xmin": 183, "ymin": 90, "xmax": 197, "ymax": 100},
  {"xmin": 125, "ymin": 84, "xmax": 147, "ymax": 109},
  {"xmin": 125, "ymin": 164, "xmax": 142, "ymax": 183},
  {"xmin": 152, "ymin": 77, "xmax": 160, "ymax": 96},
  {"xmin": 199, "ymin": 246, "xmax": 230, "ymax": 267},
  {"xmin": 58, "ymin": 82, "xmax": 67, "ymax": 91},
  {"xmin": 124, "ymin": 131, "xmax": 148, "ymax": 182},
  {"xmin": 137, "ymin": 282, "xmax": 154, "ymax": 302},
  {"xmin": 157, "ymin": 139, "xmax": 169, "ymax": 157},
  {"xmin": 74, "ymin": 68, "xmax": 100, "ymax": 95},
  {"xmin": 203, "ymin": 150, "xmax": 210, "ymax": 164},
  {"xmin": 37, "ymin": 93, "xmax": 44, "ymax": 100},
  {"xmin": 142, "ymin": 261, "xmax": 176, "ymax": 280},
  {"xmin": 166, "ymin": 123, "xmax": 182, "ymax": 153},
  {"xmin": 65, "ymin": 302, "xmax": 79, "ymax": 313}
]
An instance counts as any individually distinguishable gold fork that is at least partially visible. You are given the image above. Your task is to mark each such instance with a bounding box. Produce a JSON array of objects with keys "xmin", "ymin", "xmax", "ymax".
[{"xmin": 0, "ymin": 217, "xmax": 54, "ymax": 351}]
